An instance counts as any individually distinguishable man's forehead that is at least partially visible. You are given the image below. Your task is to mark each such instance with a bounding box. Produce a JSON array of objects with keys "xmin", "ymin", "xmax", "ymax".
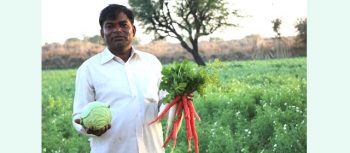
[
  {"xmin": 104, "ymin": 12, "xmax": 130, "ymax": 23},
  {"xmin": 104, "ymin": 19, "xmax": 129, "ymax": 24}
]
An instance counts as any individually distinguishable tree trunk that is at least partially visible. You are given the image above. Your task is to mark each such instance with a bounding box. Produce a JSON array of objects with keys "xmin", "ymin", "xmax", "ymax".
[
  {"xmin": 190, "ymin": 38, "xmax": 206, "ymax": 66},
  {"xmin": 179, "ymin": 39, "xmax": 206, "ymax": 66},
  {"xmin": 190, "ymin": 49, "xmax": 206, "ymax": 66}
]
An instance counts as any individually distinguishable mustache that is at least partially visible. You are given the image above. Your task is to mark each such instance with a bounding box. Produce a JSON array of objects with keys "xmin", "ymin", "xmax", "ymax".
[{"xmin": 111, "ymin": 35, "xmax": 127, "ymax": 40}]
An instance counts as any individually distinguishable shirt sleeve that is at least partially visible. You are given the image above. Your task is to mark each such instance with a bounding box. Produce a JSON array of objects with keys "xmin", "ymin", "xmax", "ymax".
[
  {"xmin": 72, "ymin": 65, "xmax": 97, "ymax": 137},
  {"xmin": 158, "ymin": 89, "xmax": 173, "ymax": 120}
]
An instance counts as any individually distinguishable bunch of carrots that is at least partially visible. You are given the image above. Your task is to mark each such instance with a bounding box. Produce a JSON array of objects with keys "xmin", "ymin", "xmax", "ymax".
[
  {"xmin": 149, "ymin": 95, "xmax": 201, "ymax": 153},
  {"xmin": 149, "ymin": 61, "xmax": 216, "ymax": 153}
]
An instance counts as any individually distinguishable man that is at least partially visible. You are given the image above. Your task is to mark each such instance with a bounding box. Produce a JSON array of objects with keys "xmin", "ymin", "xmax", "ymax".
[{"xmin": 72, "ymin": 4, "xmax": 167, "ymax": 153}]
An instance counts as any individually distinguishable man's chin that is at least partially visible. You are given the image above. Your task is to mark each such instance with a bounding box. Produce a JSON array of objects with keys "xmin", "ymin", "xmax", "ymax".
[
  {"xmin": 111, "ymin": 39, "xmax": 124, "ymax": 44},
  {"xmin": 108, "ymin": 42, "xmax": 131, "ymax": 51},
  {"xmin": 110, "ymin": 40, "xmax": 125, "ymax": 46}
]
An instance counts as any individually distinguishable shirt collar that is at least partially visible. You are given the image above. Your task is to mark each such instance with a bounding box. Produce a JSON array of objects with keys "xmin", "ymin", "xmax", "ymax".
[{"xmin": 100, "ymin": 47, "xmax": 140, "ymax": 65}]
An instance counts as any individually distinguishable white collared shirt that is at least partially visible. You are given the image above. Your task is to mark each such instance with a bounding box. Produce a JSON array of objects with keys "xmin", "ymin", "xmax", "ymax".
[{"xmin": 72, "ymin": 47, "xmax": 165, "ymax": 153}]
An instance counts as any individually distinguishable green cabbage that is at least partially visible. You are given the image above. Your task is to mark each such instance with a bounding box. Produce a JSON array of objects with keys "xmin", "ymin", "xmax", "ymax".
[{"xmin": 80, "ymin": 101, "xmax": 112, "ymax": 130}]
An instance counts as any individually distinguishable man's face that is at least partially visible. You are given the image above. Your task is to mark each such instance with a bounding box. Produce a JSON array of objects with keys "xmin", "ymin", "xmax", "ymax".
[{"xmin": 101, "ymin": 12, "xmax": 136, "ymax": 51}]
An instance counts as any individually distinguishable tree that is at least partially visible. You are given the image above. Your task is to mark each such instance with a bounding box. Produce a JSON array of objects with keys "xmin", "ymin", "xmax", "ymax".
[
  {"xmin": 294, "ymin": 18, "xmax": 307, "ymax": 49},
  {"xmin": 209, "ymin": 37, "xmax": 223, "ymax": 42},
  {"xmin": 270, "ymin": 18, "xmax": 290, "ymax": 58},
  {"xmin": 65, "ymin": 37, "xmax": 81, "ymax": 43},
  {"xmin": 132, "ymin": 37, "xmax": 141, "ymax": 46},
  {"xmin": 271, "ymin": 18, "xmax": 282, "ymax": 39},
  {"xmin": 83, "ymin": 35, "xmax": 104, "ymax": 45},
  {"xmin": 129, "ymin": 0, "xmax": 241, "ymax": 66}
]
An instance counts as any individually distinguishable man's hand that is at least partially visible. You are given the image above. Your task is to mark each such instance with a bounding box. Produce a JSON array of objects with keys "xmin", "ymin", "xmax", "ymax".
[
  {"xmin": 74, "ymin": 119, "xmax": 111, "ymax": 136},
  {"xmin": 184, "ymin": 93, "xmax": 194, "ymax": 101}
]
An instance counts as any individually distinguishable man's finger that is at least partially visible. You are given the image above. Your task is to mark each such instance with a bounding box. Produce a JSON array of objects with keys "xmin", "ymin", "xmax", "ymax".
[
  {"xmin": 98, "ymin": 128, "xmax": 106, "ymax": 136},
  {"xmin": 85, "ymin": 125, "xmax": 110, "ymax": 136},
  {"xmin": 186, "ymin": 93, "xmax": 194, "ymax": 101},
  {"xmin": 95, "ymin": 130, "xmax": 102, "ymax": 136},
  {"xmin": 74, "ymin": 119, "xmax": 81, "ymax": 124},
  {"xmin": 86, "ymin": 128, "xmax": 92, "ymax": 134}
]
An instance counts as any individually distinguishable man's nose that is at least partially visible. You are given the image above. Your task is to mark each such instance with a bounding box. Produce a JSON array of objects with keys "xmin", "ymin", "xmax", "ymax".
[{"xmin": 112, "ymin": 26, "xmax": 122, "ymax": 32}]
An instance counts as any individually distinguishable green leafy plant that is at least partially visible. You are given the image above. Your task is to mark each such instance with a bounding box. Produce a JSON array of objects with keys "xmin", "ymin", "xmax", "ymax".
[{"xmin": 42, "ymin": 58, "xmax": 306, "ymax": 153}]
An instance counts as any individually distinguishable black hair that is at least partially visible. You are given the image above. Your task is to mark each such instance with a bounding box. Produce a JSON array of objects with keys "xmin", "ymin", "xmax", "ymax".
[{"xmin": 99, "ymin": 4, "xmax": 134, "ymax": 29}]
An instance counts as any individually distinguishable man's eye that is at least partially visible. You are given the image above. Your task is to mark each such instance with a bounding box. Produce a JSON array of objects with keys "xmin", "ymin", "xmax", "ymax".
[
  {"xmin": 120, "ymin": 23, "xmax": 127, "ymax": 28},
  {"xmin": 105, "ymin": 25, "xmax": 113, "ymax": 29}
]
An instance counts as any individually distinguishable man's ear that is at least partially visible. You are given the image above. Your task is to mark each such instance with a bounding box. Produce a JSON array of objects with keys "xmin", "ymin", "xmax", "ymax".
[
  {"xmin": 132, "ymin": 25, "xmax": 136, "ymax": 37},
  {"xmin": 100, "ymin": 29, "xmax": 104, "ymax": 38}
]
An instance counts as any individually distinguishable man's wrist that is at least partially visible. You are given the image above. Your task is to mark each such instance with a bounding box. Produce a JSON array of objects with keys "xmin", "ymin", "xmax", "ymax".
[{"xmin": 158, "ymin": 99, "xmax": 163, "ymax": 112}]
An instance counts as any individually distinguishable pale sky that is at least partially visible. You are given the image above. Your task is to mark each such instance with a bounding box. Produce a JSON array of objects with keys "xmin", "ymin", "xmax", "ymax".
[{"xmin": 42, "ymin": 0, "xmax": 306, "ymax": 45}]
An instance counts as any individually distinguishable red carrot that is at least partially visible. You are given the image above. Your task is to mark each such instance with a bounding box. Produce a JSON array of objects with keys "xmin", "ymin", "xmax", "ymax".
[
  {"xmin": 148, "ymin": 95, "xmax": 181, "ymax": 125},
  {"xmin": 168, "ymin": 101, "xmax": 183, "ymax": 147},
  {"xmin": 171, "ymin": 109, "xmax": 183, "ymax": 149},
  {"xmin": 162, "ymin": 128, "xmax": 174, "ymax": 148},
  {"xmin": 182, "ymin": 96, "xmax": 192, "ymax": 152},
  {"xmin": 188, "ymin": 100, "xmax": 201, "ymax": 122},
  {"xmin": 163, "ymin": 102, "xmax": 183, "ymax": 148},
  {"xmin": 175, "ymin": 101, "xmax": 184, "ymax": 116},
  {"xmin": 188, "ymin": 100, "xmax": 199, "ymax": 153}
]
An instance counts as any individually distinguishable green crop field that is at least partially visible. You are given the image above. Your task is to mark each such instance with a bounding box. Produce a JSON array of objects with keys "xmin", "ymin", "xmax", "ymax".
[{"xmin": 42, "ymin": 57, "xmax": 306, "ymax": 153}]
